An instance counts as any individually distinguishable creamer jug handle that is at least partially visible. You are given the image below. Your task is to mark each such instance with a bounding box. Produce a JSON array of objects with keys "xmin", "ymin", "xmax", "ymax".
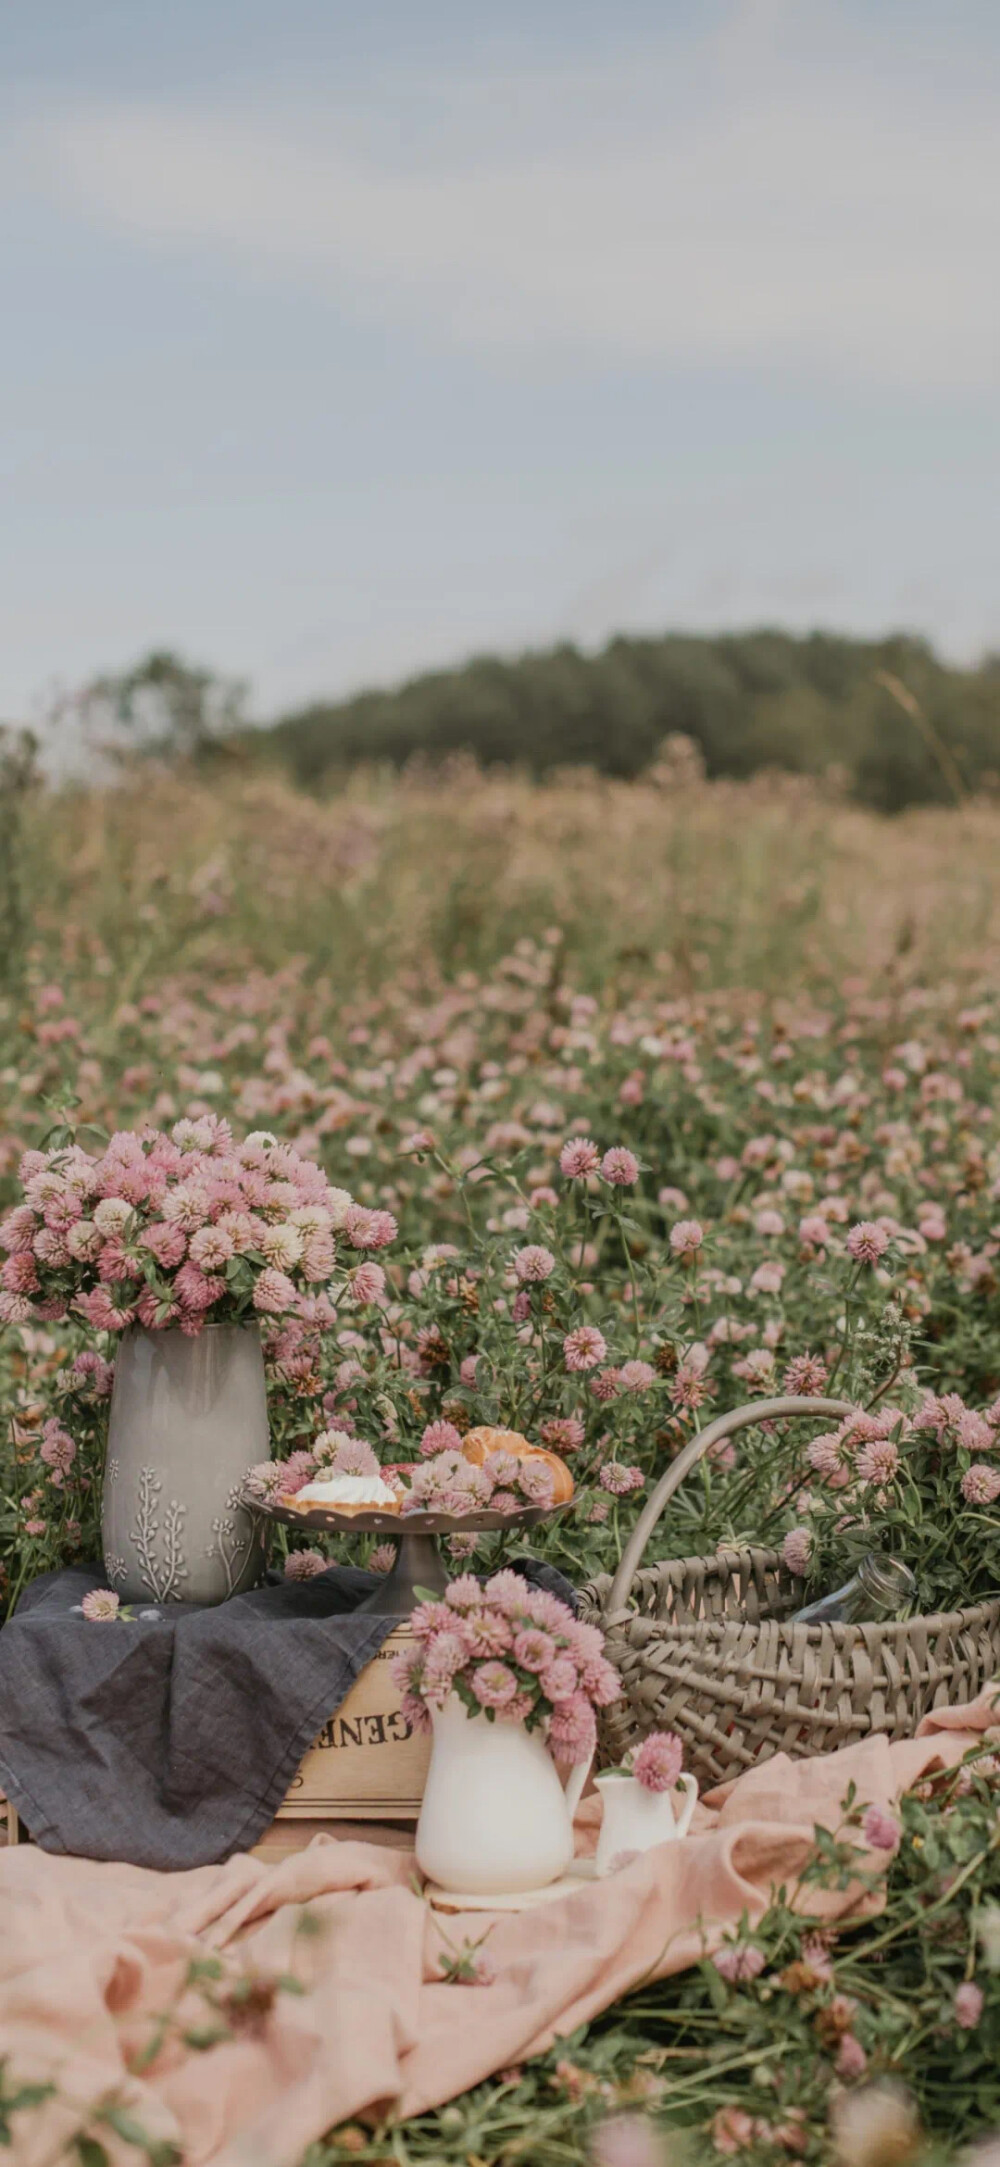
[
  {"xmin": 563, "ymin": 1752, "xmax": 593, "ymax": 1824},
  {"xmin": 675, "ymin": 1773, "xmax": 698, "ymax": 1838}
]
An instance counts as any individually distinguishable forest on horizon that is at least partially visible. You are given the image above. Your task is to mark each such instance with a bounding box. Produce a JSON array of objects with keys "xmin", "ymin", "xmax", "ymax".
[{"xmin": 57, "ymin": 627, "xmax": 1000, "ymax": 815}]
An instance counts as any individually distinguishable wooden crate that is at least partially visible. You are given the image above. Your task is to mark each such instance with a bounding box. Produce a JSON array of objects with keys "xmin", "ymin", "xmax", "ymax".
[{"xmin": 276, "ymin": 1625, "xmax": 431, "ymax": 1820}]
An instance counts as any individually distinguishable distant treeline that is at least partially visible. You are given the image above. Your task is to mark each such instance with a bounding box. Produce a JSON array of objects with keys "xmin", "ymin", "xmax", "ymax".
[
  {"xmin": 59, "ymin": 633, "xmax": 1000, "ymax": 812},
  {"xmin": 257, "ymin": 630, "xmax": 1000, "ymax": 812},
  {"xmin": 259, "ymin": 632, "xmax": 1000, "ymax": 819}
]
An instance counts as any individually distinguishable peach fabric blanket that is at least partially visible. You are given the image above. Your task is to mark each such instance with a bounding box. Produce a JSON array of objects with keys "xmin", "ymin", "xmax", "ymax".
[{"xmin": 3, "ymin": 1687, "xmax": 999, "ymax": 2167}]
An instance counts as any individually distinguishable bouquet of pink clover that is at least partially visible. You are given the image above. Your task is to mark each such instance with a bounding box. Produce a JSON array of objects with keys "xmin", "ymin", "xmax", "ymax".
[
  {"xmin": 391, "ymin": 1568, "xmax": 621, "ymax": 1764},
  {"xmin": 0, "ymin": 1118, "xmax": 394, "ymax": 1338}
]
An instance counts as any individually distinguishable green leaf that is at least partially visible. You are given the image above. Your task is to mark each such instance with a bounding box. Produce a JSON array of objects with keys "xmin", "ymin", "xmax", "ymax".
[
  {"xmin": 39, "ymin": 1122, "xmax": 74, "ymax": 1151},
  {"xmin": 127, "ymin": 2015, "xmax": 170, "ymax": 2074},
  {"xmin": 700, "ymin": 1958, "xmax": 728, "ymax": 2013},
  {"xmin": 185, "ymin": 1955, "xmax": 224, "ymax": 1983},
  {"xmin": 93, "ymin": 2108, "xmax": 180, "ymax": 2167},
  {"xmin": 2, "ymin": 2081, "xmax": 57, "ymax": 2112},
  {"xmin": 95, "ymin": 2106, "xmax": 155, "ymax": 2145},
  {"xmin": 75, "ymin": 2138, "xmax": 111, "ymax": 2167},
  {"xmin": 181, "ymin": 2024, "xmax": 232, "ymax": 2051}
]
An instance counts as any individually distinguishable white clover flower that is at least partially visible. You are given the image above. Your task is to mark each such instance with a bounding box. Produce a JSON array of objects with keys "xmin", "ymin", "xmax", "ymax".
[
  {"xmin": 172, "ymin": 1116, "xmax": 217, "ymax": 1150},
  {"xmin": 312, "ymin": 1428, "xmax": 356, "ymax": 1465},
  {"xmin": 260, "ymin": 1223, "xmax": 304, "ymax": 1271},
  {"xmin": 289, "ymin": 1205, "xmax": 332, "ymax": 1238},
  {"xmin": 66, "ymin": 1219, "xmax": 102, "ymax": 1262},
  {"xmin": 93, "ymin": 1198, "xmax": 133, "ymax": 1237}
]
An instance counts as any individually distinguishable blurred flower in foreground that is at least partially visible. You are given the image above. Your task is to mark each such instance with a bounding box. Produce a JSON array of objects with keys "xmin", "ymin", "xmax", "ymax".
[
  {"xmin": 830, "ymin": 2081, "xmax": 921, "ymax": 2167},
  {"xmin": 979, "ymin": 1904, "xmax": 1000, "ymax": 1970},
  {"xmin": 965, "ymin": 2139, "xmax": 1000, "ymax": 2167},
  {"xmin": 862, "ymin": 1803, "xmax": 901, "ymax": 1853},
  {"xmin": 592, "ymin": 2113, "xmax": 672, "ymax": 2167}
]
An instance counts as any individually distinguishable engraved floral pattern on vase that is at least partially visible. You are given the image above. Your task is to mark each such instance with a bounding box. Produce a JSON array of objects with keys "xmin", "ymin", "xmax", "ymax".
[{"xmin": 102, "ymin": 1323, "xmax": 268, "ymax": 1605}]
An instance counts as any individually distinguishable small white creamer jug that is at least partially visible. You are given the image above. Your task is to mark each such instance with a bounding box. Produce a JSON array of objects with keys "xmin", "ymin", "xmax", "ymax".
[{"xmin": 594, "ymin": 1769, "xmax": 698, "ymax": 1877}]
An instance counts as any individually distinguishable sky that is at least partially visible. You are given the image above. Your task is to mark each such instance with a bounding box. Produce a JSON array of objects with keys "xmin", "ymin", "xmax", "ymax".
[{"xmin": 2, "ymin": 0, "xmax": 999, "ymax": 730}]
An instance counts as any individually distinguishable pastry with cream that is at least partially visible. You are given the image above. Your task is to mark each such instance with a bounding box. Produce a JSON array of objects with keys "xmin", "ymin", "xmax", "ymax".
[{"xmin": 281, "ymin": 1472, "xmax": 401, "ymax": 1516}]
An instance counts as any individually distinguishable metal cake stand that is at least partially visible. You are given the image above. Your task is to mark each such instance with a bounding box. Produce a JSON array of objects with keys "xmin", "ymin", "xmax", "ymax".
[{"xmin": 242, "ymin": 1493, "xmax": 566, "ymax": 1616}]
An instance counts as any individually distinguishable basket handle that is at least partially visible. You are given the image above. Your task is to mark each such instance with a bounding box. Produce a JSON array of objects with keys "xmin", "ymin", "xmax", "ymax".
[{"xmin": 606, "ymin": 1395, "xmax": 856, "ymax": 1614}]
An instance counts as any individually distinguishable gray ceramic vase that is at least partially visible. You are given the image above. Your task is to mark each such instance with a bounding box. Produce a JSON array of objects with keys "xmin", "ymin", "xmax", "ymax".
[{"xmin": 102, "ymin": 1322, "xmax": 269, "ymax": 1605}]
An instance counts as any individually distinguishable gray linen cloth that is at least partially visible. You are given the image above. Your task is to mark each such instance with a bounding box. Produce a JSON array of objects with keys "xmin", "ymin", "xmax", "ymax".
[{"xmin": 0, "ymin": 1558, "xmax": 575, "ymax": 1871}]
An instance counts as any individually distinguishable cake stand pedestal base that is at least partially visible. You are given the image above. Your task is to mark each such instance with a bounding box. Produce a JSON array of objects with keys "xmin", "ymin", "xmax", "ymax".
[
  {"xmin": 246, "ymin": 1495, "xmax": 564, "ymax": 1622},
  {"xmin": 354, "ymin": 1531, "xmax": 450, "ymax": 1615}
]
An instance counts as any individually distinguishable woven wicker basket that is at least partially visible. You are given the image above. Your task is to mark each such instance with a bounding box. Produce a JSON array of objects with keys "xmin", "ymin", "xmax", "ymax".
[{"xmin": 580, "ymin": 1395, "xmax": 1000, "ymax": 1791}]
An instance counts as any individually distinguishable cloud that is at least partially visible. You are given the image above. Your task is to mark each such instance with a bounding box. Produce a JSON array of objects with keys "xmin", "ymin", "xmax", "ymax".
[{"xmin": 10, "ymin": 13, "xmax": 1000, "ymax": 391}]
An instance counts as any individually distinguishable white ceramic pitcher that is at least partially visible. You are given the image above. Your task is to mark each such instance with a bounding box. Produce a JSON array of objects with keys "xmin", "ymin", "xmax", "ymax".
[
  {"xmin": 594, "ymin": 1769, "xmax": 698, "ymax": 1876},
  {"xmin": 415, "ymin": 1696, "xmax": 592, "ymax": 1895}
]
